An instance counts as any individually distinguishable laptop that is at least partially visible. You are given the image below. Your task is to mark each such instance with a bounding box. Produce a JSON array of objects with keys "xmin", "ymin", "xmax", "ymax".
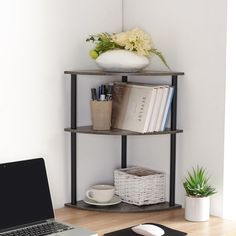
[{"xmin": 0, "ymin": 158, "xmax": 97, "ymax": 236}]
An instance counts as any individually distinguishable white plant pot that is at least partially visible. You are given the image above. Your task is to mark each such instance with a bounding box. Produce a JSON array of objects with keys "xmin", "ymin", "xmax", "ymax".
[
  {"xmin": 185, "ymin": 196, "xmax": 210, "ymax": 222},
  {"xmin": 95, "ymin": 49, "xmax": 150, "ymax": 72}
]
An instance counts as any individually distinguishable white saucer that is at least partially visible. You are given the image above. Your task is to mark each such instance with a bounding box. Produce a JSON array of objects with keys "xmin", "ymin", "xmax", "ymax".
[{"xmin": 83, "ymin": 195, "xmax": 122, "ymax": 206}]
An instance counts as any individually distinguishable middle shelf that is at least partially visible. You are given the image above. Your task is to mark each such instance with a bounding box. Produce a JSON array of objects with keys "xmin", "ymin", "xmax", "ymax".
[{"xmin": 65, "ymin": 125, "xmax": 183, "ymax": 135}]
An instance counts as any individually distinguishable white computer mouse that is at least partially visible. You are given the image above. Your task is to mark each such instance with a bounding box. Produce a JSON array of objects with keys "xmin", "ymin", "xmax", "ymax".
[{"xmin": 132, "ymin": 224, "xmax": 165, "ymax": 236}]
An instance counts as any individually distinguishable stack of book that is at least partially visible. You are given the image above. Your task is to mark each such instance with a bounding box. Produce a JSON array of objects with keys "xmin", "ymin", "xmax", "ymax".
[{"xmin": 111, "ymin": 82, "xmax": 174, "ymax": 133}]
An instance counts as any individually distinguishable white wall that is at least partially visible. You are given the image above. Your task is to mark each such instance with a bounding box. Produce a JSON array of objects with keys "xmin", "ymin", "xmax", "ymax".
[
  {"xmin": 0, "ymin": 0, "xmax": 122, "ymax": 208},
  {"xmin": 223, "ymin": 0, "xmax": 236, "ymax": 220},
  {"xmin": 123, "ymin": 0, "xmax": 227, "ymax": 216}
]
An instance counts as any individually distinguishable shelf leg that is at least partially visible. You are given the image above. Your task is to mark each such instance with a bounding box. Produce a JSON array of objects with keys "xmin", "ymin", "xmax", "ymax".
[
  {"xmin": 71, "ymin": 74, "xmax": 77, "ymax": 205},
  {"xmin": 169, "ymin": 75, "xmax": 178, "ymax": 206},
  {"xmin": 121, "ymin": 136, "xmax": 127, "ymax": 168},
  {"xmin": 121, "ymin": 75, "xmax": 128, "ymax": 169}
]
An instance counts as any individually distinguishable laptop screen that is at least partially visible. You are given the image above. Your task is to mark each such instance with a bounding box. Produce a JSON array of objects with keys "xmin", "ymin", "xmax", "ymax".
[{"xmin": 0, "ymin": 158, "xmax": 54, "ymax": 231}]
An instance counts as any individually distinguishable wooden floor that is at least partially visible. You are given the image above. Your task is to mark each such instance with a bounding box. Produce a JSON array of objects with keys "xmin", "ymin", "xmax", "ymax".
[{"xmin": 55, "ymin": 208, "xmax": 236, "ymax": 236}]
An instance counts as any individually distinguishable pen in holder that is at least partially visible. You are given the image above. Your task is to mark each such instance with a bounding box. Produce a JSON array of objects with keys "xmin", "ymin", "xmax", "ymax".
[{"xmin": 90, "ymin": 100, "xmax": 112, "ymax": 130}]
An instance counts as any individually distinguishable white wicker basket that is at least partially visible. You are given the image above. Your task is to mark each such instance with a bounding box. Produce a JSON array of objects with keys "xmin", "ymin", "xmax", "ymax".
[{"xmin": 114, "ymin": 166, "xmax": 165, "ymax": 206}]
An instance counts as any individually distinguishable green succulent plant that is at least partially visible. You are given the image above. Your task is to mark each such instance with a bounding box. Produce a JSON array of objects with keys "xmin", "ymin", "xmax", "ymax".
[{"xmin": 183, "ymin": 166, "xmax": 216, "ymax": 198}]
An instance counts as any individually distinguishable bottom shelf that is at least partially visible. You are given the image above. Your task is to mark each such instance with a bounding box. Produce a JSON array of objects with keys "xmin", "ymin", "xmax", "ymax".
[{"xmin": 65, "ymin": 201, "xmax": 181, "ymax": 213}]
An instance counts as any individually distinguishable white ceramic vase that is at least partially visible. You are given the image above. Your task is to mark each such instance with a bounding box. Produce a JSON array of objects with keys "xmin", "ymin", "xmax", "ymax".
[
  {"xmin": 185, "ymin": 196, "xmax": 210, "ymax": 222},
  {"xmin": 95, "ymin": 49, "xmax": 150, "ymax": 72}
]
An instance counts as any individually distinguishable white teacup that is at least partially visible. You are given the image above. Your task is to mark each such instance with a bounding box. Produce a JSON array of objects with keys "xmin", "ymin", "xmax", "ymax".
[{"xmin": 86, "ymin": 185, "xmax": 115, "ymax": 203}]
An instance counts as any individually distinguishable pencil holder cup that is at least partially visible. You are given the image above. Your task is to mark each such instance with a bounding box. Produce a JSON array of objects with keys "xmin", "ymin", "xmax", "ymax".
[{"xmin": 90, "ymin": 100, "xmax": 112, "ymax": 130}]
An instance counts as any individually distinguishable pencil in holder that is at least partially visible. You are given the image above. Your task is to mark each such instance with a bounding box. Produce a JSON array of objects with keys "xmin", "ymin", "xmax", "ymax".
[{"xmin": 90, "ymin": 100, "xmax": 112, "ymax": 130}]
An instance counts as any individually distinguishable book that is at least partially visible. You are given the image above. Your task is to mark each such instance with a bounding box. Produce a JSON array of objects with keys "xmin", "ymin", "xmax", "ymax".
[
  {"xmin": 125, "ymin": 82, "xmax": 170, "ymax": 133},
  {"xmin": 148, "ymin": 87, "xmax": 165, "ymax": 132},
  {"xmin": 143, "ymin": 88, "xmax": 157, "ymax": 133},
  {"xmin": 112, "ymin": 83, "xmax": 158, "ymax": 133},
  {"xmin": 141, "ymin": 84, "xmax": 167, "ymax": 133},
  {"xmin": 155, "ymin": 86, "xmax": 170, "ymax": 132},
  {"xmin": 160, "ymin": 87, "xmax": 174, "ymax": 131}
]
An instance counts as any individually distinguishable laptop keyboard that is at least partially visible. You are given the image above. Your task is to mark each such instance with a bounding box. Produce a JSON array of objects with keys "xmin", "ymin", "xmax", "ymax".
[{"xmin": 0, "ymin": 222, "xmax": 74, "ymax": 236}]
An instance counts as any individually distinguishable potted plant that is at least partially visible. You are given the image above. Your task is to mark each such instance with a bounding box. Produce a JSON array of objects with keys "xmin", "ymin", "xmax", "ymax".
[
  {"xmin": 183, "ymin": 166, "xmax": 216, "ymax": 221},
  {"xmin": 86, "ymin": 27, "xmax": 170, "ymax": 72}
]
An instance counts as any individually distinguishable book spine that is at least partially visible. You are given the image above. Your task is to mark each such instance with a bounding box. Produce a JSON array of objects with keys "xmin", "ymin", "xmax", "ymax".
[
  {"xmin": 148, "ymin": 87, "xmax": 164, "ymax": 132},
  {"xmin": 143, "ymin": 89, "xmax": 157, "ymax": 133},
  {"xmin": 155, "ymin": 86, "xmax": 170, "ymax": 132},
  {"xmin": 159, "ymin": 87, "xmax": 174, "ymax": 131}
]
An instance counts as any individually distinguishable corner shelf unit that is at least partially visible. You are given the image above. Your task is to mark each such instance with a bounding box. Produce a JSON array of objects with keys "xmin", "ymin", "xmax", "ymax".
[{"xmin": 64, "ymin": 70, "xmax": 184, "ymax": 213}]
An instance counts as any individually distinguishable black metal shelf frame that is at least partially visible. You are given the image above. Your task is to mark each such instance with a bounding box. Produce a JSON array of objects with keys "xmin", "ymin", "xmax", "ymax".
[{"xmin": 65, "ymin": 70, "xmax": 183, "ymax": 211}]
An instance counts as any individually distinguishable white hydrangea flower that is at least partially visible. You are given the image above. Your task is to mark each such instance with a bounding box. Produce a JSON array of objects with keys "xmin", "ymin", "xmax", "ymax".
[
  {"xmin": 111, "ymin": 32, "xmax": 129, "ymax": 47},
  {"xmin": 112, "ymin": 27, "xmax": 153, "ymax": 56}
]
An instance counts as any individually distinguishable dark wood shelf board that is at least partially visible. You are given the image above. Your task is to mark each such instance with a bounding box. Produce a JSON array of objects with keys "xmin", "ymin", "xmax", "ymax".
[
  {"xmin": 64, "ymin": 70, "xmax": 184, "ymax": 76},
  {"xmin": 64, "ymin": 126, "xmax": 183, "ymax": 135},
  {"xmin": 65, "ymin": 201, "xmax": 182, "ymax": 213}
]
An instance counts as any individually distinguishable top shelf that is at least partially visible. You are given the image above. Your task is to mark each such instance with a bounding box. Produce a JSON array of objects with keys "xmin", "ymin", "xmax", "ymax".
[{"xmin": 64, "ymin": 70, "xmax": 184, "ymax": 76}]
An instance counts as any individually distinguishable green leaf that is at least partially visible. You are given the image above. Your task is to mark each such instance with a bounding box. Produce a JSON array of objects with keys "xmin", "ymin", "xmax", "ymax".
[{"xmin": 149, "ymin": 49, "xmax": 171, "ymax": 70}]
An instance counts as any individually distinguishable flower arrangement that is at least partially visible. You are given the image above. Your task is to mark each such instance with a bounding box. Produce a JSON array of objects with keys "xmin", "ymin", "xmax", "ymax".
[
  {"xmin": 183, "ymin": 166, "xmax": 216, "ymax": 198},
  {"xmin": 86, "ymin": 27, "xmax": 170, "ymax": 69}
]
